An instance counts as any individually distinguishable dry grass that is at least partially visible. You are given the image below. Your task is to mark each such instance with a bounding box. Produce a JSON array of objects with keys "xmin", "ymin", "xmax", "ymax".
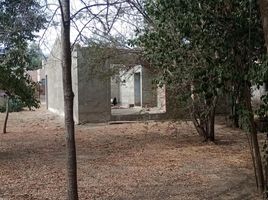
[{"xmin": 0, "ymin": 106, "xmax": 262, "ymax": 199}]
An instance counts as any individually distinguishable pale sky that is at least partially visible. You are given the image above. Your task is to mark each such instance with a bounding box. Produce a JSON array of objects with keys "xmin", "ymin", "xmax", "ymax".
[{"xmin": 37, "ymin": 0, "xmax": 143, "ymax": 55}]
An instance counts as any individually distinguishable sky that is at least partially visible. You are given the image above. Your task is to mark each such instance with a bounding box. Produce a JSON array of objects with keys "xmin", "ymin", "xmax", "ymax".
[{"xmin": 38, "ymin": 0, "xmax": 143, "ymax": 55}]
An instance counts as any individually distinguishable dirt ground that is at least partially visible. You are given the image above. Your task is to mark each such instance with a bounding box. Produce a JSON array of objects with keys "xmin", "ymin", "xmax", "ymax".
[{"xmin": 0, "ymin": 106, "xmax": 262, "ymax": 200}]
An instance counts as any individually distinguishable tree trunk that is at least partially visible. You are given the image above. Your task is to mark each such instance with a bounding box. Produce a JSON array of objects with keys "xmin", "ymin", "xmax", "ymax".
[
  {"xmin": 60, "ymin": 0, "xmax": 79, "ymax": 199},
  {"xmin": 243, "ymin": 82, "xmax": 265, "ymax": 193},
  {"xmin": 3, "ymin": 96, "xmax": 9, "ymax": 134},
  {"xmin": 233, "ymin": 106, "xmax": 239, "ymax": 128},
  {"xmin": 259, "ymin": 0, "xmax": 268, "ymax": 193},
  {"xmin": 207, "ymin": 96, "xmax": 218, "ymax": 141},
  {"xmin": 192, "ymin": 115, "xmax": 208, "ymax": 141},
  {"xmin": 259, "ymin": 0, "xmax": 268, "ymax": 51},
  {"xmin": 265, "ymin": 133, "xmax": 268, "ymax": 197},
  {"xmin": 191, "ymin": 95, "xmax": 218, "ymax": 142},
  {"xmin": 207, "ymin": 108, "xmax": 215, "ymax": 142}
]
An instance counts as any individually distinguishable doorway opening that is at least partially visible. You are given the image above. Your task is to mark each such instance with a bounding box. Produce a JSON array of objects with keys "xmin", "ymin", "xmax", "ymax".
[{"xmin": 134, "ymin": 72, "xmax": 141, "ymax": 106}]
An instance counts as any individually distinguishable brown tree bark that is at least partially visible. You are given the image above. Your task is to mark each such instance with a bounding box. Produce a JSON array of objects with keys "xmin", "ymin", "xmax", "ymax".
[
  {"xmin": 191, "ymin": 95, "xmax": 217, "ymax": 142},
  {"xmin": 257, "ymin": 0, "xmax": 268, "ymax": 193},
  {"xmin": 3, "ymin": 96, "xmax": 9, "ymax": 134},
  {"xmin": 242, "ymin": 82, "xmax": 265, "ymax": 193},
  {"xmin": 207, "ymin": 109, "xmax": 215, "ymax": 141},
  {"xmin": 259, "ymin": 0, "xmax": 268, "ymax": 51},
  {"xmin": 191, "ymin": 114, "xmax": 208, "ymax": 141},
  {"xmin": 59, "ymin": 0, "xmax": 79, "ymax": 199},
  {"xmin": 207, "ymin": 96, "xmax": 218, "ymax": 142}
]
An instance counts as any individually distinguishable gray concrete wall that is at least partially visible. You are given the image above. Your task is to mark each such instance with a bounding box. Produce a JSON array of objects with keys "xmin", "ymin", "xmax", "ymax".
[
  {"xmin": 118, "ymin": 65, "xmax": 157, "ymax": 108},
  {"xmin": 119, "ymin": 66, "xmax": 140, "ymax": 106},
  {"xmin": 111, "ymin": 75, "xmax": 120, "ymax": 103},
  {"xmin": 141, "ymin": 67, "xmax": 157, "ymax": 107},
  {"xmin": 44, "ymin": 40, "xmax": 64, "ymax": 117},
  {"xmin": 44, "ymin": 40, "xmax": 79, "ymax": 122},
  {"xmin": 44, "ymin": 43, "xmax": 160, "ymax": 123},
  {"xmin": 72, "ymin": 47, "xmax": 79, "ymax": 122},
  {"xmin": 77, "ymin": 47, "xmax": 111, "ymax": 123}
]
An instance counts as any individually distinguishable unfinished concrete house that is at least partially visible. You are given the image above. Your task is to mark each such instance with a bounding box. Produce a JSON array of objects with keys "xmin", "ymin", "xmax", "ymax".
[{"xmin": 43, "ymin": 40, "xmax": 166, "ymax": 123}]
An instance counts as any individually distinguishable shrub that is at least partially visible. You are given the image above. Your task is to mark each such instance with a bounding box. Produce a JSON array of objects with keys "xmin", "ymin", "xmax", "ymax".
[{"xmin": 0, "ymin": 97, "xmax": 24, "ymax": 113}]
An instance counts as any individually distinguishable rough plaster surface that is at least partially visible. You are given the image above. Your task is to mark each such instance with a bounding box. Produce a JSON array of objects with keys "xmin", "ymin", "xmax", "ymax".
[
  {"xmin": 142, "ymin": 67, "xmax": 157, "ymax": 107},
  {"xmin": 111, "ymin": 76, "xmax": 120, "ymax": 103},
  {"xmin": 45, "ymin": 42, "xmax": 160, "ymax": 123},
  {"xmin": 77, "ymin": 47, "xmax": 111, "ymax": 123},
  {"xmin": 114, "ymin": 65, "xmax": 158, "ymax": 108},
  {"xmin": 44, "ymin": 41, "xmax": 79, "ymax": 123}
]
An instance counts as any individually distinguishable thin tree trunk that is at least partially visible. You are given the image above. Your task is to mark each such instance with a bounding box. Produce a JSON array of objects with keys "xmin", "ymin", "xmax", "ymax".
[
  {"xmin": 3, "ymin": 96, "xmax": 9, "ymax": 134},
  {"xmin": 59, "ymin": 0, "xmax": 78, "ymax": 199},
  {"xmin": 207, "ymin": 96, "xmax": 218, "ymax": 141},
  {"xmin": 264, "ymin": 133, "xmax": 268, "ymax": 197},
  {"xmin": 190, "ymin": 87, "xmax": 209, "ymax": 141},
  {"xmin": 207, "ymin": 110, "xmax": 215, "ymax": 141},
  {"xmin": 243, "ymin": 83, "xmax": 265, "ymax": 193},
  {"xmin": 192, "ymin": 116, "xmax": 208, "ymax": 141},
  {"xmin": 259, "ymin": 0, "xmax": 268, "ymax": 193},
  {"xmin": 246, "ymin": 133, "xmax": 259, "ymax": 190},
  {"xmin": 259, "ymin": 0, "xmax": 268, "ymax": 51}
]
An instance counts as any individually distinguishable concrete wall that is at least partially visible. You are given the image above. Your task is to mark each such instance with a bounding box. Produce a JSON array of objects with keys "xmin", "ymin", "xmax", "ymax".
[
  {"xmin": 142, "ymin": 67, "xmax": 157, "ymax": 107},
  {"xmin": 76, "ymin": 47, "xmax": 111, "ymax": 123},
  {"xmin": 117, "ymin": 65, "xmax": 157, "ymax": 108},
  {"xmin": 27, "ymin": 70, "xmax": 38, "ymax": 82},
  {"xmin": 72, "ymin": 47, "xmax": 79, "ymax": 122},
  {"xmin": 44, "ymin": 40, "xmax": 64, "ymax": 117},
  {"xmin": 119, "ymin": 66, "xmax": 141, "ymax": 106},
  {"xmin": 111, "ymin": 75, "xmax": 120, "ymax": 103},
  {"xmin": 37, "ymin": 67, "xmax": 46, "ymax": 82},
  {"xmin": 45, "ymin": 42, "xmax": 159, "ymax": 122},
  {"xmin": 44, "ymin": 40, "xmax": 79, "ymax": 122}
]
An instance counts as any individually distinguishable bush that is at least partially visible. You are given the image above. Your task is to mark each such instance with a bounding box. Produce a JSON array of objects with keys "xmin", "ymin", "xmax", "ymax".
[{"xmin": 0, "ymin": 97, "xmax": 24, "ymax": 113}]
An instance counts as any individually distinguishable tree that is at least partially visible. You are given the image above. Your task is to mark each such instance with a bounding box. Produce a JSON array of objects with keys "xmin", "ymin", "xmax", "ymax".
[
  {"xmin": 2, "ymin": 94, "xmax": 9, "ymax": 134},
  {"xmin": 136, "ymin": 0, "xmax": 266, "ymax": 192},
  {"xmin": 42, "ymin": 1, "xmax": 143, "ymax": 198},
  {"xmin": 135, "ymin": 0, "xmax": 231, "ymax": 141},
  {"xmin": 58, "ymin": 0, "xmax": 78, "ymax": 199},
  {"xmin": 255, "ymin": 0, "xmax": 268, "ymax": 195},
  {"xmin": 27, "ymin": 42, "xmax": 44, "ymax": 70},
  {"xmin": 0, "ymin": 0, "xmax": 46, "ymax": 133}
]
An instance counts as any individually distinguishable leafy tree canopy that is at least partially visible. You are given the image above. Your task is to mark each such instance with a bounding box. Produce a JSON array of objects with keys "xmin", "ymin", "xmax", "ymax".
[
  {"xmin": 135, "ymin": 0, "xmax": 266, "ymax": 140},
  {"xmin": 27, "ymin": 42, "xmax": 44, "ymax": 70},
  {"xmin": 0, "ymin": 0, "xmax": 47, "ymax": 108}
]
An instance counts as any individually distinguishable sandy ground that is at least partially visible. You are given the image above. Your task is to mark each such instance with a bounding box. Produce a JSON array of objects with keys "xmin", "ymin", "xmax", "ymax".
[{"xmin": 0, "ymin": 106, "xmax": 262, "ymax": 200}]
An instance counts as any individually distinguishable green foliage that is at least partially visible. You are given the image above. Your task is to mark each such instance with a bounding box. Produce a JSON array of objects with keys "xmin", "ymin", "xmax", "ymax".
[
  {"xmin": 26, "ymin": 42, "xmax": 44, "ymax": 70},
  {"xmin": 256, "ymin": 95, "xmax": 268, "ymax": 119},
  {"xmin": 0, "ymin": 0, "xmax": 46, "ymax": 110},
  {"xmin": 135, "ymin": 0, "xmax": 266, "ymax": 132},
  {"xmin": 0, "ymin": 97, "xmax": 24, "ymax": 113},
  {"xmin": 0, "ymin": 0, "xmax": 46, "ymax": 46},
  {"xmin": 0, "ymin": 46, "xmax": 40, "ymax": 109}
]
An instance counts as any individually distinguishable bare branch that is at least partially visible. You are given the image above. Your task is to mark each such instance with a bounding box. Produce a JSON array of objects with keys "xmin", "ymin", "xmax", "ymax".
[
  {"xmin": 126, "ymin": 0, "xmax": 153, "ymax": 25},
  {"xmin": 71, "ymin": 7, "xmax": 108, "ymax": 49},
  {"xmin": 71, "ymin": 0, "xmax": 125, "ymax": 20},
  {"xmin": 38, "ymin": 6, "xmax": 61, "ymax": 47}
]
